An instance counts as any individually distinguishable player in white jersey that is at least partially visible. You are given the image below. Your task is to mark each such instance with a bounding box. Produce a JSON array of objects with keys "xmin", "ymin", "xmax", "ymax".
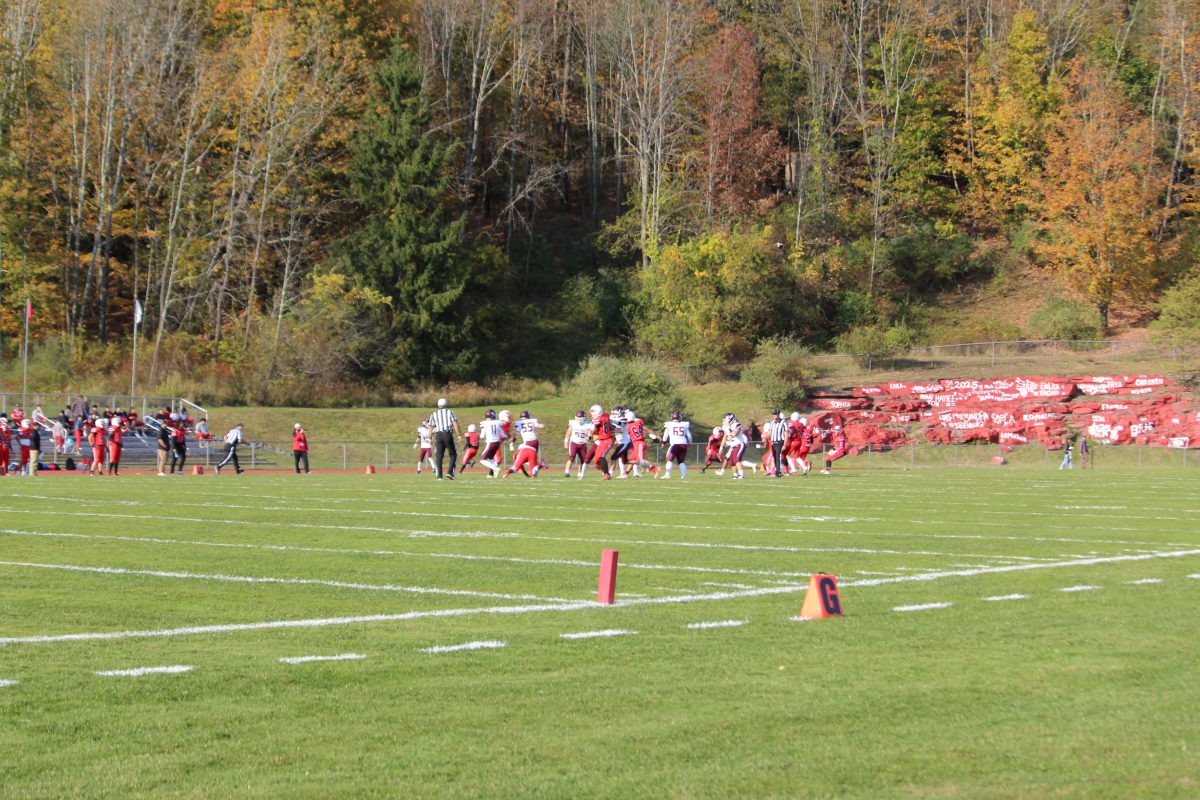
[
  {"xmin": 414, "ymin": 422, "xmax": 435, "ymax": 474},
  {"xmin": 563, "ymin": 410, "xmax": 594, "ymax": 478},
  {"xmin": 610, "ymin": 407, "xmax": 633, "ymax": 477},
  {"xmin": 659, "ymin": 411, "xmax": 692, "ymax": 479},
  {"xmin": 503, "ymin": 410, "xmax": 545, "ymax": 477},
  {"xmin": 478, "ymin": 409, "xmax": 508, "ymax": 477},
  {"xmin": 717, "ymin": 413, "xmax": 755, "ymax": 479}
]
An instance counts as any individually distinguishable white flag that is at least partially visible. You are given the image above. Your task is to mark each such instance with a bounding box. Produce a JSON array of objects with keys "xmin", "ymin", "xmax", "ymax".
[{"xmin": 134, "ymin": 299, "xmax": 143, "ymax": 325}]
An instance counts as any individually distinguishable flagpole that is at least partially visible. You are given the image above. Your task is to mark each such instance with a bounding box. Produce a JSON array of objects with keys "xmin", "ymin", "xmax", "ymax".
[
  {"xmin": 130, "ymin": 297, "xmax": 140, "ymax": 401},
  {"xmin": 22, "ymin": 297, "xmax": 29, "ymax": 400}
]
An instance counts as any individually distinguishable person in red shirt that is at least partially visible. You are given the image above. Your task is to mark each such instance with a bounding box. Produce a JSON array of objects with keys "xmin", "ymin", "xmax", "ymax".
[
  {"xmin": 0, "ymin": 419, "xmax": 10, "ymax": 476},
  {"xmin": 169, "ymin": 419, "xmax": 188, "ymax": 475},
  {"xmin": 589, "ymin": 404, "xmax": 614, "ymax": 479},
  {"xmin": 292, "ymin": 423, "xmax": 310, "ymax": 474},
  {"xmin": 17, "ymin": 419, "xmax": 33, "ymax": 474},
  {"xmin": 107, "ymin": 417, "xmax": 123, "ymax": 475},
  {"xmin": 701, "ymin": 427, "xmax": 723, "ymax": 472},
  {"xmin": 460, "ymin": 424, "xmax": 480, "ymax": 471},
  {"xmin": 821, "ymin": 425, "xmax": 848, "ymax": 474},
  {"xmin": 785, "ymin": 413, "xmax": 812, "ymax": 475}
]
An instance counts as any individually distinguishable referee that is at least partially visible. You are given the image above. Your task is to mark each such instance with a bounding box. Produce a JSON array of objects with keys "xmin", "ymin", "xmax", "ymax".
[
  {"xmin": 428, "ymin": 398, "xmax": 461, "ymax": 480},
  {"xmin": 766, "ymin": 409, "xmax": 788, "ymax": 477}
]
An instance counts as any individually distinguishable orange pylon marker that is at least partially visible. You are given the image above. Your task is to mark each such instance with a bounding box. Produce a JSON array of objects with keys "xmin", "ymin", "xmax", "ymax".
[
  {"xmin": 597, "ymin": 549, "xmax": 619, "ymax": 604},
  {"xmin": 799, "ymin": 573, "xmax": 843, "ymax": 619},
  {"xmin": 365, "ymin": 464, "xmax": 376, "ymax": 474},
  {"xmin": 192, "ymin": 465, "xmax": 204, "ymax": 475}
]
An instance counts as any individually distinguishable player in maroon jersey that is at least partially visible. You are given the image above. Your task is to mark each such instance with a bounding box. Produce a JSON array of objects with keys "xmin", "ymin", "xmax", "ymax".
[{"xmin": 820, "ymin": 425, "xmax": 848, "ymax": 474}]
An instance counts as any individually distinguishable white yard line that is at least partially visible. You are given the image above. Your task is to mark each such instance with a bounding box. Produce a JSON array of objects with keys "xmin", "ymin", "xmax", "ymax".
[
  {"xmin": 1125, "ymin": 578, "xmax": 1163, "ymax": 585},
  {"xmin": 421, "ymin": 641, "xmax": 505, "ymax": 654},
  {"xmin": 95, "ymin": 665, "xmax": 193, "ymax": 677},
  {"xmin": 559, "ymin": 630, "xmax": 636, "ymax": 640},
  {"xmin": 0, "ymin": 560, "xmax": 573, "ymax": 603},
  {"xmin": 0, "ymin": 679, "xmax": 17, "ymax": 687},
  {"xmin": 278, "ymin": 653, "xmax": 366, "ymax": 665},
  {"xmin": 893, "ymin": 602, "xmax": 953, "ymax": 612},
  {"xmin": 686, "ymin": 619, "xmax": 747, "ymax": 629},
  {"xmin": 982, "ymin": 594, "xmax": 1028, "ymax": 602},
  {"xmin": 5, "ymin": 548, "xmax": 1199, "ymax": 649},
  {"xmin": 1058, "ymin": 585, "xmax": 1101, "ymax": 592}
]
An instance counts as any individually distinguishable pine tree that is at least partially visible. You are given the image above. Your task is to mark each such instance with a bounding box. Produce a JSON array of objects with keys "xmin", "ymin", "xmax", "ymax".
[{"xmin": 340, "ymin": 38, "xmax": 474, "ymax": 383}]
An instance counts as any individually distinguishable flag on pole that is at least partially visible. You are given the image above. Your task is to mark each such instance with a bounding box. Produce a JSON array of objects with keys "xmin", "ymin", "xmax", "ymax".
[
  {"xmin": 25, "ymin": 299, "xmax": 32, "ymax": 320},
  {"xmin": 134, "ymin": 298, "xmax": 143, "ymax": 325}
]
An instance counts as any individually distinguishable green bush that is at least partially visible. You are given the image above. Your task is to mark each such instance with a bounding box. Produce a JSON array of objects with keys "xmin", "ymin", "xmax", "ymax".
[
  {"xmin": 741, "ymin": 337, "xmax": 817, "ymax": 408},
  {"xmin": 835, "ymin": 323, "xmax": 918, "ymax": 369},
  {"xmin": 1151, "ymin": 271, "xmax": 1200, "ymax": 339},
  {"xmin": 566, "ymin": 355, "xmax": 683, "ymax": 426},
  {"xmin": 1028, "ymin": 295, "xmax": 1102, "ymax": 341}
]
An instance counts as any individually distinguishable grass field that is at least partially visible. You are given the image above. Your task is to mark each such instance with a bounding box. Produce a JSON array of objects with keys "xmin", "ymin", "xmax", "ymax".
[{"xmin": 2, "ymin": 467, "xmax": 1198, "ymax": 798}]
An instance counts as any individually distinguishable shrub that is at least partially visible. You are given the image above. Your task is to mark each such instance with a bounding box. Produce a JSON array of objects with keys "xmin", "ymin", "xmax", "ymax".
[
  {"xmin": 741, "ymin": 337, "xmax": 817, "ymax": 408},
  {"xmin": 566, "ymin": 355, "xmax": 683, "ymax": 425},
  {"xmin": 835, "ymin": 323, "xmax": 917, "ymax": 370},
  {"xmin": 1151, "ymin": 271, "xmax": 1200, "ymax": 339},
  {"xmin": 1028, "ymin": 295, "xmax": 1102, "ymax": 341}
]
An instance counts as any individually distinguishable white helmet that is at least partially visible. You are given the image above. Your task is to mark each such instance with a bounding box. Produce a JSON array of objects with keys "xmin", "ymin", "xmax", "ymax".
[
  {"xmin": 800, "ymin": 418, "xmax": 808, "ymax": 427},
  {"xmin": 712, "ymin": 427, "xmax": 722, "ymax": 436},
  {"xmin": 499, "ymin": 410, "xmax": 512, "ymax": 422},
  {"xmin": 589, "ymin": 404, "xmax": 603, "ymax": 419},
  {"xmin": 790, "ymin": 412, "xmax": 801, "ymax": 422},
  {"xmin": 467, "ymin": 423, "xmax": 476, "ymax": 433},
  {"xmin": 624, "ymin": 409, "xmax": 635, "ymax": 422},
  {"xmin": 294, "ymin": 423, "xmax": 302, "ymax": 430}
]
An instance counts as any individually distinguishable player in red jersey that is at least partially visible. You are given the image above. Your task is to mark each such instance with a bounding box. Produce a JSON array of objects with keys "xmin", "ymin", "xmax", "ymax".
[
  {"xmin": 17, "ymin": 419, "xmax": 33, "ymax": 475},
  {"xmin": 460, "ymin": 424, "xmax": 480, "ymax": 471},
  {"xmin": 0, "ymin": 419, "xmax": 10, "ymax": 475},
  {"xmin": 89, "ymin": 419, "xmax": 107, "ymax": 476},
  {"xmin": 589, "ymin": 404, "xmax": 614, "ymax": 479},
  {"xmin": 622, "ymin": 409, "xmax": 658, "ymax": 477},
  {"xmin": 700, "ymin": 426, "xmax": 723, "ymax": 472},
  {"xmin": 107, "ymin": 417, "xmax": 124, "ymax": 475},
  {"xmin": 821, "ymin": 425, "xmax": 848, "ymax": 474},
  {"xmin": 503, "ymin": 411, "xmax": 545, "ymax": 478},
  {"xmin": 785, "ymin": 412, "xmax": 812, "ymax": 475}
]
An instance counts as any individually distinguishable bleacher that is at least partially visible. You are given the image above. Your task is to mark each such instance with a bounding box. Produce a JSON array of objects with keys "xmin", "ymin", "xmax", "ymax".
[{"xmin": 4, "ymin": 392, "xmax": 275, "ymax": 472}]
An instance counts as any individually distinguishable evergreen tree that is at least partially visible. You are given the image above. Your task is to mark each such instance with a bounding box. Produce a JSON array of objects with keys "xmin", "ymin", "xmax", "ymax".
[{"xmin": 340, "ymin": 38, "xmax": 475, "ymax": 383}]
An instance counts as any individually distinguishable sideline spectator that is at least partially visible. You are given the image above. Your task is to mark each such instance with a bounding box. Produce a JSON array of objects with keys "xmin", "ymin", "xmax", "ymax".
[
  {"xmin": 70, "ymin": 395, "xmax": 88, "ymax": 419},
  {"xmin": 156, "ymin": 418, "xmax": 172, "ymax": 476},
  {"xmin": 169, "ymin": 418, "xmax": 187, "ymax": 475},
  {"xmin": 26, "ymin": 421, "xmax": 40, "ymax": 476},
  {"xmin": 1059, "ymin": 437, "xmax": 1074, "ymax": 471},
  {"xmin": 195, "ymin": 418, "xmax": 211, "ymax": 443},
  {"xmin": 292, "ymin": 423, "xmax": 310, "ymax": 474},
  {"xmin": 1079, "ymin": 435, "xmax": 1091, "ymax": 468},
  {"xmin": 51, "ymin": 418, "xmax": 66, "ymax": 454},
  {"xmin": 0, "ymin": 419, "xmax": 10, "ymax": 476},
  {"xmin": 216, "ymin": 423, "xmax": 245, "ymax": 475}
]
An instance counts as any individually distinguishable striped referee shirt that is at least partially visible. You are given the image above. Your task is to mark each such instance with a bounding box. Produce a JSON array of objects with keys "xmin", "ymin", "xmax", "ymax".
[
  {"xmin": 766, "ymin": 419, "xmax": 788, "ymax": 442},
  {"xmin": 429, "ymin": 407, "xmax": 457, "ymax": 433}
]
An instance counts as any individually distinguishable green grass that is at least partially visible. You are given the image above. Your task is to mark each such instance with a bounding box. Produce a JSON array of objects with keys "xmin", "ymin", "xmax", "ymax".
[{"xmin": 1, "ymin": 468, "xmax": 1198, "ymax": 798}]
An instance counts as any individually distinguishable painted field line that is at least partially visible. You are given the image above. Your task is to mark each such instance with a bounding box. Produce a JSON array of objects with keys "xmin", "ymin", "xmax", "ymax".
[
  {"xmin": 95, "ymin": 665, "xmax": 193, "ymax": 677},
  {"xmin": 0, "ymin": 523, "xmax": 1076, "ymax": 570},
  {"xmin": 0, "ymin": 679, "xmax": 17, "ymax": 687},
  {"xmin": 560, "ymin": 630, "xmax": 637, "ymax": 640},
  {"xmin": 6, "ymin": 548, "xmax": 1200, "ymax": 649},
  {"xmin": 1189, "ymin": 574, "xmax": 1200, "ymax": 579},
  {"xmin": 0, "ymin": 529, "xmax": 826, "ymax": 580},
  {"xmin": 8, "ymin": 505, "xmax": 1186, "ymax": 550},
  {"xmin": 0, "ymin": 560, "xmax": 573, "ymax": 603},
  {"xmin": 279, "ymin": 653, "xmax": 366, "ymax": 665},
  {"xmin": 1126, "ymin": 578, "xmax": 1163, "ymax": 585},
  {"xmin": 893, "ymin": 602, "xmax": 953, "ymax": 612},
  {"xmin": 982, "ymin": 594, "xmax": 1028, "ymax": 602},
  {"xmin": 686, "ymin": 619, "xmax": 747, "ymax": 629},
  {"xmin": 422, "ymin": 641, "xmax": 505, "ymax": 654},
  {"xmin": 1059, "ymin": 585, "xmax": 1101, "ymax": 592}
]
